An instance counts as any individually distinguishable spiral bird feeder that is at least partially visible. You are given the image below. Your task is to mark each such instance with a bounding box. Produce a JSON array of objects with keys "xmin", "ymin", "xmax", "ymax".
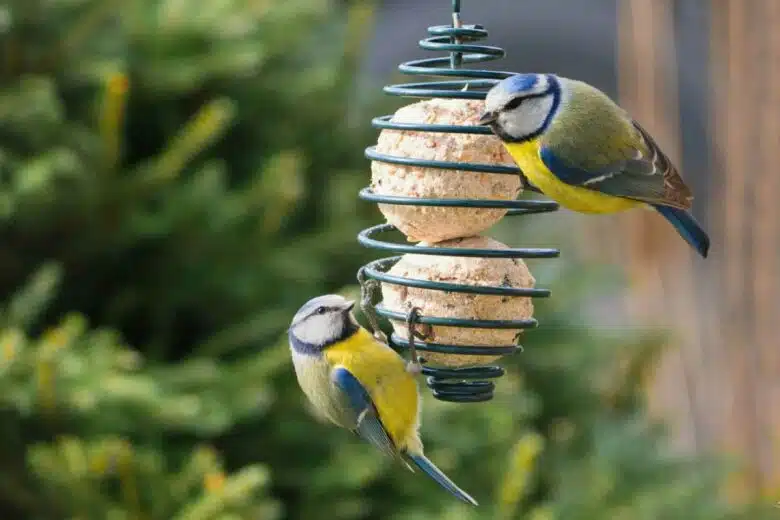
[{"xmin": 357, "ymin": 0, "xmax": 560, "ymax": 403}]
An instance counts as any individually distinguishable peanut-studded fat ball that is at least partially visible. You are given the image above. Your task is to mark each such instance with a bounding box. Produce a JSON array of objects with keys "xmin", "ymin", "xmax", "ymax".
[
  {"xmin": 371, "ymin": 98, "xmax": 521, "ymax": 243},
  {"xmin": 381, "ymin": 236, "xmax": 535, "ymax": 367}
]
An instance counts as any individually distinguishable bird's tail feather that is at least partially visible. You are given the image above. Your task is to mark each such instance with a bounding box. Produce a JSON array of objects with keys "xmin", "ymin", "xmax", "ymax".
[
  {"xmin": 653, "ymin": 205, "xmax": 710, "ymax": 258},
  {"xmin": 405, "ymin": 453, "xmax": 478, "ymax": 506}
]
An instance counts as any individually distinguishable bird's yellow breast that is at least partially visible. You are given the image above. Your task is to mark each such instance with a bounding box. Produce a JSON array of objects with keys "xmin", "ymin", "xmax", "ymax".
[
  {"xmin": 324, "ymin": 328, "xmax": 420, "ymax": 449},
  {"xmin": 504, "ymin": 139, "xmax": 640, "ymax": 214}
]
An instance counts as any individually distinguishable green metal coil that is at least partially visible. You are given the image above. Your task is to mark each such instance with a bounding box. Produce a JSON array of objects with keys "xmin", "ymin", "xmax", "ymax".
[{"xmin": 357, "ymin": 0, "xmax": 560, "ymax": 403}]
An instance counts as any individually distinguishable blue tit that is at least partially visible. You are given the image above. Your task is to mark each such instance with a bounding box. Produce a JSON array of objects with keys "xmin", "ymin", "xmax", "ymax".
[
  {"xmin": 288, "ymin": 294, "xmax": 477, "ymax": 506},
  {"xmin": 479, "ymin": 73, "xmax": 710, "ymax": 258}
]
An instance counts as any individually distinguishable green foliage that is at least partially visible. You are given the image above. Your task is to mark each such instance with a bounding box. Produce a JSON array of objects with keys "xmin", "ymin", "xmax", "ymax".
[
  {"xmin": 0, "ymin": 0, "xmax": 379, "ymax": 359},
  {"xmin": 0, "ymin": 0, "xmax": 774, "ymax": 519},
  {"xmin": 0, "ymin": 265, "xmax": 281, "ymax": 518},
  {"xmin": 29, "ymin": 437, "xmax": 276, "ymax": 520}
]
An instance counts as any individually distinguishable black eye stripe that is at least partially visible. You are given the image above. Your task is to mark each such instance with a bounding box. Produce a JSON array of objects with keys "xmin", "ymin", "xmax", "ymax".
[
  {"xmin": 305, "ymin": 305, "xmax": 339, "ymax": 321},
  {"xmin": 503, "ymin": 90, "xmax": 552, "ymax": 112},
  {"xmin": 505, "ymin": 97, "xmax": 524, "ymax": 110}
]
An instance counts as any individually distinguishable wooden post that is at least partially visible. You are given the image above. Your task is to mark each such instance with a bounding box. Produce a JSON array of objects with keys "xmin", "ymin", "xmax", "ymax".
[
  {"xmin": 615, "ymin": 0, "xmax": 705, "ymax": 455},
  {"xmin": 580, "ymin": 0, "xmax": 780, "ymax": 500},
  {"xmin": 608, "ymin": 0, "xmax": 780, "ymax": 501}
]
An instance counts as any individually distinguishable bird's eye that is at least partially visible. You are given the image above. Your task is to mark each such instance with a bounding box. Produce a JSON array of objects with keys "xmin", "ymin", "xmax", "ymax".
[
  {"xmin": 504, "ymin": 97, "xmax": 524, "ymax": 110},
  {"xmin": 316, "ymin": 306, "xmax": 326, "ymax": 315}
]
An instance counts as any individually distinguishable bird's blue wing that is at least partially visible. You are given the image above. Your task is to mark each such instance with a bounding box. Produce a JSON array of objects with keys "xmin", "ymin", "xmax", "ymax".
[
  {"xmin": 539, "ymin": 145, "xmax": 667, "ymax": 200},
  {"xmin": 330, "ymin": 366, "xmax": 397, "ymax": 458},
  {"xmin": 539, "ymin": 121, "xmax": 691, "ymax": 209}
]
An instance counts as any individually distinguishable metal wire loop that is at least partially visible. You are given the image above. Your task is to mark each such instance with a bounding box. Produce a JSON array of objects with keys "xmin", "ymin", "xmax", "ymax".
[{"xmin": 356, "ymin": 1, "xmax": 560, "ymax": 403}]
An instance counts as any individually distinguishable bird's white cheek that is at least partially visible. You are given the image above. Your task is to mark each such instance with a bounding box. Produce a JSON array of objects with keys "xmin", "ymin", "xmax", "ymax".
[
  {"xmin": 293, "ymin": 314, "xmax": 338, "ymax": 345},
  {"xmin": 500, "ymin": 111, "xmax": 538, "ymax": 139},
  {"xmin": 500, "ymin": 96, "xmax": 556, "ymax": 139}
]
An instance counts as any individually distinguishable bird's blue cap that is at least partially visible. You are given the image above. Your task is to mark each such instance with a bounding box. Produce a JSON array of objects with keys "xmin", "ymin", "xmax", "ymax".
[
  {"xmin": 498, "ymin": 73, "xmax": 541, "ymax": 94},
  {"xmin": 290, "ymin": 294, "xmax": 354, "ymax": 329},
  {"xmin": 483, "ymin": 73, "xmax": 551, "ymax": 116}
]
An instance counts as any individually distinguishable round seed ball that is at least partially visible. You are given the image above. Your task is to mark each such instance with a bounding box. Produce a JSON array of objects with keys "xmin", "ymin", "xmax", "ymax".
[
  {"xmin": 380, "ymin": 236, "xmax": 535, "ymax": 367},
  {"xmin": 371, "ymin": 98, "xmax": 521, "ymax": 243}
]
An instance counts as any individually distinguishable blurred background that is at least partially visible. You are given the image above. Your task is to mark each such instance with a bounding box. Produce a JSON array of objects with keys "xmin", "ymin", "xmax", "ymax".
[{"xmin": 0, "ymin": 0, "xmax": 777, "ymax": 518}]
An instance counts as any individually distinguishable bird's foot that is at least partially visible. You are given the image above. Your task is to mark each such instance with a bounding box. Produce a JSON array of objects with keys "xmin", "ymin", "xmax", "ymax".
[
  {"xmin": 372, "ymin": 329, "xmax": 388, "ymax": 344},
  {"xmin": 405, "ymin": 307, "xmax": 429, "ymax": 373},
  {"xmin": 519, "ymin": 173, "xmax": 543, "ymax": 195},
  {"xmin": 358, "ymin": 270, "xmax": 387, "ymax": 343},
  {"xmin": 412, "ymin": 324, "xmax": 432, "ymax": 341},
  {"xmin": 406, "ymin": 360, "xmax": 423, "ymax": 375}
]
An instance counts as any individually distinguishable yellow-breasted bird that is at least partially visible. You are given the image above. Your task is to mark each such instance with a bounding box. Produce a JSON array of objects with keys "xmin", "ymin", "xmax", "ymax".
[
  {"xmin": 288, "ymin": 294, "xmax": 478, "ymax": 506},
  {"xmin": 479, "ymin": 73, "xmax": 710, "ymax": 258}
]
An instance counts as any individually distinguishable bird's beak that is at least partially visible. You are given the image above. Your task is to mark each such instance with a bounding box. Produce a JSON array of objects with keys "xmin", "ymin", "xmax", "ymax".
[
  {"xmin": 478, "ymin": 111, "xmax": 497, "ymax": 126},
  {"xmin": 341, "ymin": 300, "xmax": 356, "ymax": 312}
]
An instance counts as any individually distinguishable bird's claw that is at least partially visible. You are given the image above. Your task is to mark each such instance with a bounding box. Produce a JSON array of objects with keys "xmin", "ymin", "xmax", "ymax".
[
  {"xmin": 406, "ymin": 360, "xmax": 423, "ymax": 375},
  {"xmin": 358, "ymin": 270, "xmax": 387, "ymax": 343},
  {"xmin": 405, "ymin": 307, "xmax": 429, "ymax": 370},
  {"xmin": 373, "ymin": 329, "xmax": 388, "ymax": 344},
  {"xmin": 518, "ymin": 173, "xmax": 543, "ymax": 194},
  {"xmin": 413, "ymin": 324, "xmax": 432, "ymax": 341}
]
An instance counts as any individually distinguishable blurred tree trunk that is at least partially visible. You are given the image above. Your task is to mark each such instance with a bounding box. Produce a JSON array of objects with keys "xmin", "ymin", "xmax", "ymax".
[
  {"xmin": 578, "ymin": 0, "xmax": 780, "ymax": 503},
  {"xmin": 708, "ymin": 0, "xmax": 780, "ymax": 500}
]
